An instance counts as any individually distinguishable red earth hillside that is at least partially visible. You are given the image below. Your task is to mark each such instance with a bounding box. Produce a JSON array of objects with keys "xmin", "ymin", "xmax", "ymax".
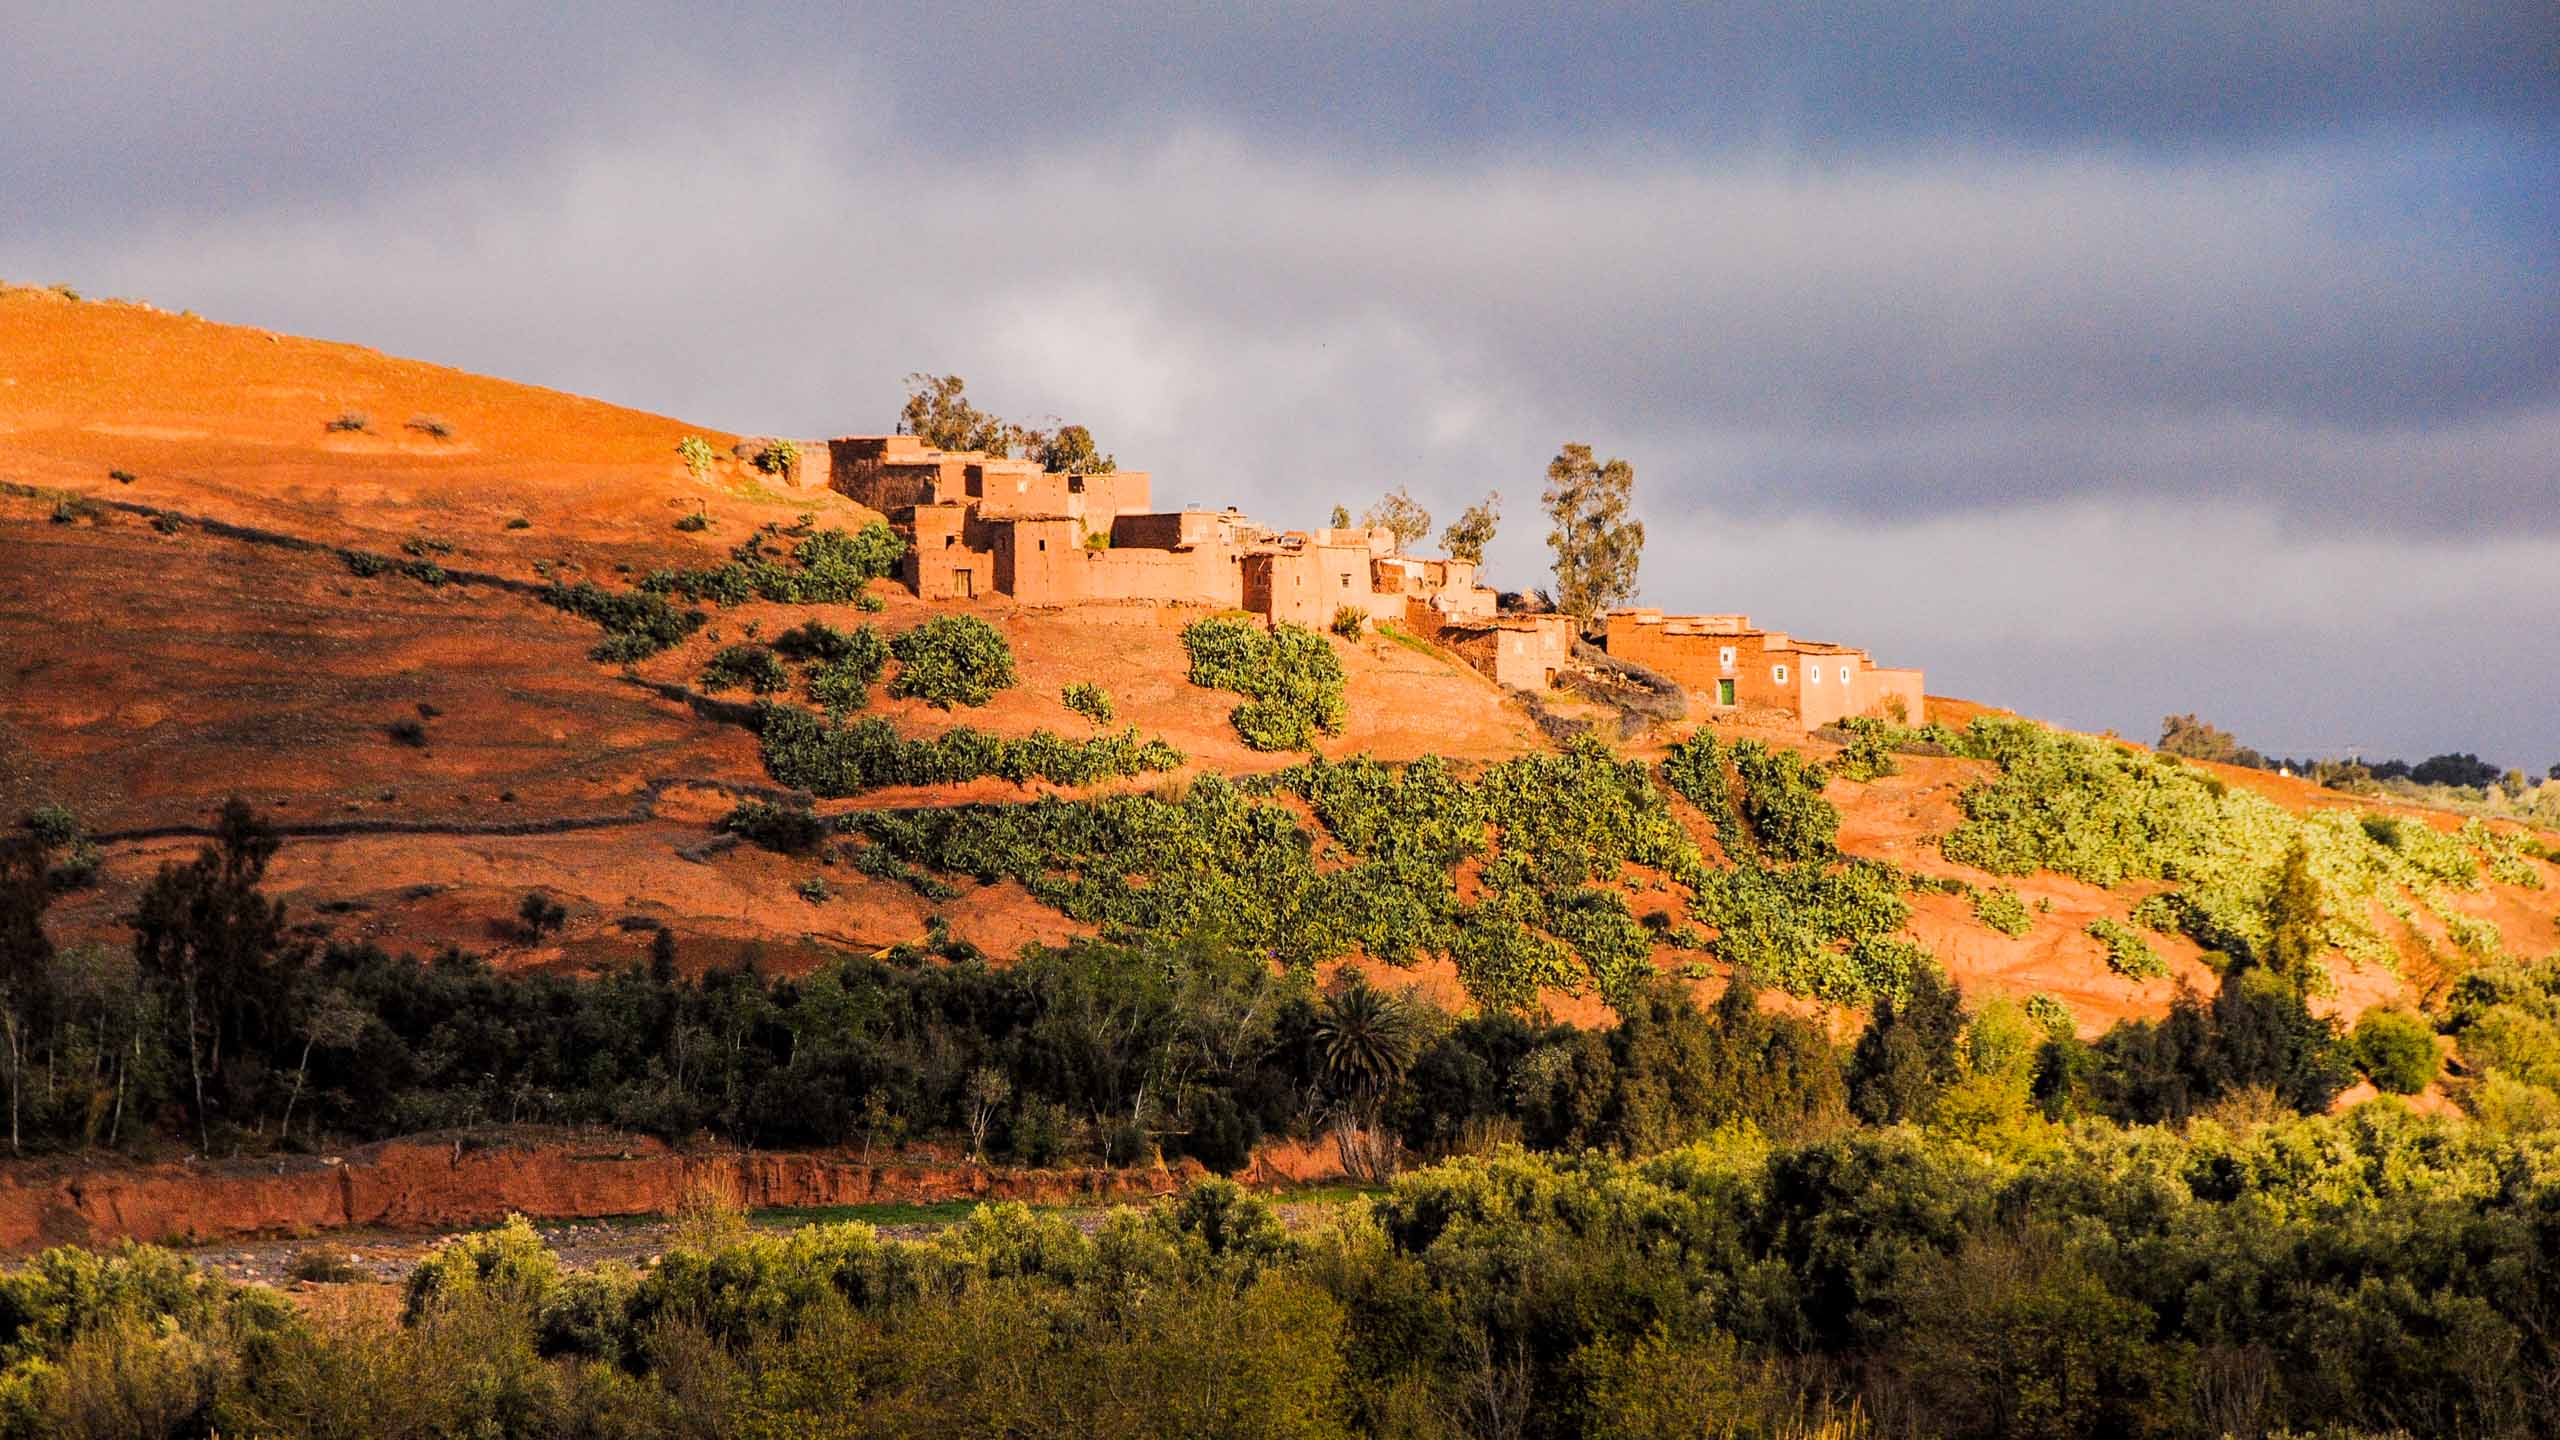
[{"xmin": 5, "ymin": 287, "xmax": 2553, "ymax": 1042}]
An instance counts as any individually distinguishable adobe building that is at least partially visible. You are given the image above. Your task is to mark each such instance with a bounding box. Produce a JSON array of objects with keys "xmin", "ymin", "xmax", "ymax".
[
  {"xmin": 1604, "ymin": 609, "xmax": 1923, "ymax": 730},
  {"xmin": 821, "ymin": 435, "xmax": 1503, "ymax": 631},
  {"xmin": 1430, "ymin": 611, "xmax": 1576, "ymax": 690}
]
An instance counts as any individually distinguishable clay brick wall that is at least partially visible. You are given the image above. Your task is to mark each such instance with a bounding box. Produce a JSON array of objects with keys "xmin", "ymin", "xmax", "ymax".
[
  {"xmin": 1245, "ymin": 551, "xmax": 1332, "ymax": 628},
  {"xmin": 1071, "ymin": 469, "xmax": 1153, "ymax": 519},
  {"xmin": 830, "ymin": 436, "xmax": 964, "ymax": 512},
  {"xmin": 1110, "ymin": 510, "xmax": 1224, "ymax": 550},
  {"xmin": 1795, "ymin": 649, "xmax": 1862, "ymax": 731},
  {"xmin": 1860, "ymin": 667, "xmax": 1927, "ymax": 726},
  {"xmin": 907, "ymin": 504, "xmax": 994, "ymax": 600},
  {"xmin": 1086, "ymin": 545, "xmax": 1245, "ymax": 608},
  {"xmin": 990, "ymin": 517, "xmax": 1086, "ymax": 603}
]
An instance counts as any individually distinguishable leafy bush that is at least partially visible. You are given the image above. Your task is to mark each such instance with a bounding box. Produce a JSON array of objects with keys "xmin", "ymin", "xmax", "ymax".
[
  {"xmin": 1937, "ymin": 716, "xmax": 2516, "ymax": 979},
  {"xmin": 759, "ymin": 706, "xmax": 1181, "ymax": 797},
  {"xmin": 1062, "ymin": 682, "xmax": 1114, "ymax": 724},
  {"xmin": 2085, "ymin": 916, "xmax": 2166, "ymax": 980},
  {"xmin": 402, "ymin": 1214, "xmax": 562, "ymax": 1323},
  {"xmin": 286, "ymin": 1248, "xmax": 361, "ymax": 1284},
  {"xmin": 676, "ymin": 435, "xmax": 716, "ymax": 478},
  {"xmin": 796, "ymin": 875, "xmax": 831, "ymax": 903},
  {"xmin": 888, "ymin": 615, "xmax": 1016, "ymax": 709},
  {"xmin": 1830, "ymin": 716, "xmax": 1899, "ymax": 781},
  {"xmin": 772, "ymin": 619, "xmax": 859, "ymax": 663},
  {"xmin": 1330, "ymin": 605, "xmax": 1365, "ymax": 640},
  {"xmin": 2351, "ymin": 1008, "xmax": 2438, "ymax": 1093},
  {"xmin": 343, "ymin": 550, "xmax": 387, "ymax": 577},
  {"xmin": 699, "ymin": 643, "xmax": 789, "ymax": 695},
  {"xmin": 1182, "ymin": 617, "xmax": 1346, "ymax": 751},
  {"xmin": 538, "ymin": 581, "xmax": 706, "ymax": 662},
  {"xmin": 1971, "ymin": 886, "xmax": 2032, "ymax": 937},
  {"xmin": 751, "ymin": 438, "xmax": 801, "ymax": 476},
  {"xmin": 719, "ymin": 800, "xmax": 829, "ymax": 854},
  {"xmin": 1659, "ymin": 733, "xmax": 1840, "ymax": 862},
  {"xmin": 673, "ymin": 511, "xmax": 710, "ymax": 533},
  {"xmin": 517, "ymin": 892, "xmax": 567, "ymax": 939},
  {"xmin": 643, "ymin": 523, "xmax": 907, "ymax": 608}
]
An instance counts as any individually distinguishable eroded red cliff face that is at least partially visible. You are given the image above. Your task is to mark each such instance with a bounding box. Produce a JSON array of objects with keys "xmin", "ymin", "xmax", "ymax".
[{"xmin": 0, "ymin": 1133, "xmax": 1212, "ymax": 1252}]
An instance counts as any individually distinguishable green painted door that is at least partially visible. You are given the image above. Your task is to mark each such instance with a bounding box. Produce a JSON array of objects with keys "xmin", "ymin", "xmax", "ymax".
[{"xmin": 1717, "ymin": 678, "xmax": 1736, "ymax": 706}]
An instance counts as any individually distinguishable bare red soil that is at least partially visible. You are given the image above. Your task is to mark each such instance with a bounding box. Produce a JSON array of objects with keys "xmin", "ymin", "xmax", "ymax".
[{"xmin": 0, "ymin": 1127, "xmax": 1210, "ymax": 1253}]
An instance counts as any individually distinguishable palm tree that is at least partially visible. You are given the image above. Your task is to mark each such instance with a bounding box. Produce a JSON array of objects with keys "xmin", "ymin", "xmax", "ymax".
[{"xmin": 1315, "ymin": 976, "xmax": 1418, "ymax": 1181}]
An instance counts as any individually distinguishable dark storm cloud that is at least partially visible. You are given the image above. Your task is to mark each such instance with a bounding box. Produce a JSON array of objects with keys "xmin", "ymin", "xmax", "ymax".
[{"xmin": 8, "ymin": 1, "xmax": 2553, "ymax": 229}]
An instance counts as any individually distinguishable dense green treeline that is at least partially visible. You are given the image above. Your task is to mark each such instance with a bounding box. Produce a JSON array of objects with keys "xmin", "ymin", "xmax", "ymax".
[
  {"xmin": 1, "ymin": 794, "xmax": 2424, "ymax": 1174},
  {"xmin": 8, "ymin": 1107, "xmax": 2558, "ymax": 1437}
]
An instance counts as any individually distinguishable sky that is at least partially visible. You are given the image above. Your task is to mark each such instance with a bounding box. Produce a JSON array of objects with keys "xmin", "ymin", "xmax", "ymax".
[{"xmin": 7, "ymin": 2, "xmax": 2555, "ymax": 766}]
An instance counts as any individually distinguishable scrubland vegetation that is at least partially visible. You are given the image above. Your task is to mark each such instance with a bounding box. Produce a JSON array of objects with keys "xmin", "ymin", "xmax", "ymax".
[
  {"xmin": 6, "ymin": 1105, "xmax": 2558, "ymax": 1438},
  {"xmin": 1184, "ymin": 617, "xmax": 1349, "ymax": 750}
]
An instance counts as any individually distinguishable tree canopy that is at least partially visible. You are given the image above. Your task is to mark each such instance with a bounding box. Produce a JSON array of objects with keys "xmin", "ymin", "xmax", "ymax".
[
  {"xmin": 1440, "ymin": 491, "xmax": 1500, "ymax": 565},
  {"xmin": 1542, "ymin": 443, "xmax": 1644, "ymax": 624}
]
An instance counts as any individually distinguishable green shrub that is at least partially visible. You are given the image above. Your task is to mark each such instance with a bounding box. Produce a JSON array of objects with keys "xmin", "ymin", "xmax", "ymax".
[
  {"xmin": 758, "ymin": 707, "xmax": 1180, "ymax": 797},
  {"xmin": 676, "ymin": 435, "xmax": 716, "ymax": 478},
  {"xmin": 287, "ymin": 1248, "xmax": 361, "ymax": 1284},
  {"xmin": 1182, "ymin": 617, "xmax": 1346, "ymax": 751},
  {"xmin": 1831, "ymin": 716, "xmax": 1900, "ymax": 781},
  {"xmin": 674, "ymin": 511, "xmax": 710, "ymax": 533},
  {"xmin": 752, "ymin": 438, "xmax": 801, "ymax": 476},
  {"xmin": 796, "ymin": 875, "xmax": 831, "ymax": 903},
  {"xmin": 108, "ymin": 469, "xmax": 135, "ymax": 484},
  {"xmin": 517, "ymin": 892, "xmax": 567, "ymax": 939},
  {"xmin": 402, "ymin": 1215, "xmax": 562, "ymax": 1323},
  {"xmin": 2351, "ymin": 1008, "xmax": 2438, "ymax": 1094},
  {"xmin": 2024, "ymin": 992, "xmax": 2075, "ymax": 1039},
  {"xmin": 400, "ymin": 559, "xmax": 449, "ymax": 587},
  {"xmin": 1062, "ymin": 682, "xmax": 1114, "ymax": 724},
  {"xmin": 642, "ymin": 523, "xmax": 907, "ymax": 608},
  {"xmin": 807, "ymin": 630, "xmax": 891, "ymax": 714},
  {"xmin": 700, "ymin": 643, "xmax": 789, "ymax": 695},
  {"xmin": 1971, "ymin": 886, "xmax": 2033, "ymax": 937},
  {"xmin": 343, "ymin": 550, "xmax": 387, "ymax": 577},
  {"xmin": 1330, "ymin": 605, "xmax": 1366, "ymax": 640},
  {"xmin": 539, "ymin": 580, "xmax": 706, "ymax": 662},
  {"xmin": 2085, "ymin": 917, "xmax": 2167, "ymax": 980},
  {"xmin": 1937, "ymin": 716, "xmax": 2510, "ymax": 980},
  {"xmin": 888, "ymin": 615, "xmax": 1016, "ymax": 709},
  {"xmin": 1731, "ymin": 741, "xmax": 1839, "ymax": 861},
  {"xmin": 773, "ymin": 619, "xmax": 856, "ymax": 662},
  {"xmin": 719, "ymin": 800, "xmax": 829, "ymax": 854}
]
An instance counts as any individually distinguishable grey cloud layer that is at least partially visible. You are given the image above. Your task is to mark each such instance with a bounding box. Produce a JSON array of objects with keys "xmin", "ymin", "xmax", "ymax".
[{"xmin": 11, "ymin": 0, "xmax": 2553, "ymax": 226}]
